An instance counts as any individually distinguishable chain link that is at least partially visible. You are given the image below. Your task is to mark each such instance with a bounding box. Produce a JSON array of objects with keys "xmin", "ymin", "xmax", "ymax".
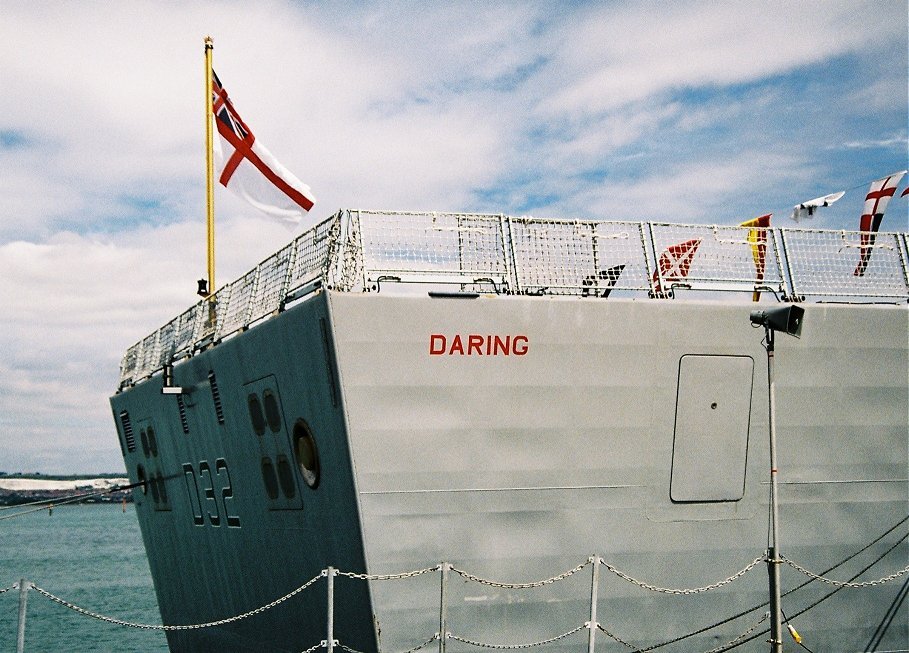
[
  {"xmin": 29, "ymin": 570, "xmax": 324, "ymax": 630},
  {"xmin": 598, "ymin": 555, "xmax": 765, "ymax": 595},
  {"xmin": 0, "ymin": 583, "xmax": 17, "ymax": 594},
  {"xmin": 594, "ymin": 622, "xmax": 641, "ymax": 650},
  {"xmin": 299, "ymin": 642, "xmax": 324, "ymax": 653},
  {"xmin": 450, "ymin": 559, "xmax": 590, "ymax": 589},
  {"xmin": 337, "ymin": 565, "xmax": 440, "ymax": 581},
  {"xmin": 447, "ymin": 624, "xmax": 586, "ymax": 649},
  {"xmin": 595, "ymin": 612, "xmax": 770, "ymax": 653},
  {"xmin": 782, "ymin": 556, "xmax": 909, "ymax": 588},
  {"xmin": 339, "ymin": 633, "xmax": 439, "ymax": 653}
]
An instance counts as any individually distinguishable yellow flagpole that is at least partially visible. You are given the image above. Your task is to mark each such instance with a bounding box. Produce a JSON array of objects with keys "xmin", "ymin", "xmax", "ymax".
[{"xmin": 204, "ymin": 36, "xmax": 215, "ymax": 299}]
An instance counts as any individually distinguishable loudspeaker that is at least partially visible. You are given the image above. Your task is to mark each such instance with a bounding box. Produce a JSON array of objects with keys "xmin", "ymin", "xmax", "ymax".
[{"xmin": 750, "ymin": 305, "xmax": 804, "ymax": 338}]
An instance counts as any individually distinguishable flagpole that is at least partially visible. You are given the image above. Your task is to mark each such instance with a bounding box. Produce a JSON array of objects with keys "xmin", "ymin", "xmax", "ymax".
[{"xmin": 204, "ymin": 36, "xmax": 215, "ymax": 299}]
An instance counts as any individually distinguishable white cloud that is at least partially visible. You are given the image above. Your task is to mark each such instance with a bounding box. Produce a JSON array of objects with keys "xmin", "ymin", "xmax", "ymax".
[{"xmin": 0, "ymin": 0, "xmax": 905, "ymax": 472}]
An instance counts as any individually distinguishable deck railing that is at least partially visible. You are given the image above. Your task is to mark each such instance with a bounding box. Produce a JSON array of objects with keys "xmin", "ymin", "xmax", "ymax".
[{"xmin": 118, "ymin": 209, "xmax": 909, "ymax": 388}]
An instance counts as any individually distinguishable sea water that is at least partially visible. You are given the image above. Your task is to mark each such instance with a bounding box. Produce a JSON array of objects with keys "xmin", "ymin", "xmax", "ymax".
[{"xmin": 0, "ymin": 503, "xmax": 168, "ymax": 652}]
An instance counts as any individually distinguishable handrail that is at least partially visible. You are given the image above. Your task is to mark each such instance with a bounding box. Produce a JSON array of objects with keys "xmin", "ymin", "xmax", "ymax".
[{"xmin": 117, "ymin": 209, "xmax": 909, "ymax": 388}]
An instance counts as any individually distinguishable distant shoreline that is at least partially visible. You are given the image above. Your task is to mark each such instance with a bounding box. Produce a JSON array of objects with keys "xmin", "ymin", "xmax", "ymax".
[{"xmin": 0, "ymin": 475, "xmax": 133, "ymax": 506}]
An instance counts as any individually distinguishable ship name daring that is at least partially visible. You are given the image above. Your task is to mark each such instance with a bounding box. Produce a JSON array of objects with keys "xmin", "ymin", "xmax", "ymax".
[{"xmin": 429, "ymin": 333, "xmax": 530, "ymax": 356}]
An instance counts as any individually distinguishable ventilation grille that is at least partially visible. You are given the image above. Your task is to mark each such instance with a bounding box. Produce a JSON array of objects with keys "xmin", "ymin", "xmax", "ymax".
[
  {"xmin": 209, "ymin": 371, "xmax": 225, "ymax": 424},
  {"xmin": 177, "ymin": 395, "xmax": 189, "ymax": 434},
  {"xmin": 119, "ymin": 411, "xmax": 136, "ymax": 453}
]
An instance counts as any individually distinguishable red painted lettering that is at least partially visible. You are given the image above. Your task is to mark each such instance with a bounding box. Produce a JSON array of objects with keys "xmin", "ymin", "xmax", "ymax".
[
  {"xmin": 467, "ymin": 335, "xmax": 484, "ymax": 355},
  {"xmin": 512, "ymin": 335, "xmax": 529, "ymax": 355},
  {"xmin": 430, "ymin": 334, "xmax": 446, "ymax": 355},
  {"xmin": 493, "ymin": 335, "xmax": 510, "ymax": 355},
  {"xmin": 449, "ymin": 334, "xmax": 464, "ymax": 355}
]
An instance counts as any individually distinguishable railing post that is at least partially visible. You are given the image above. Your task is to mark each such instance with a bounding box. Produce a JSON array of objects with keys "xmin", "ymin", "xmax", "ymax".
[
  {"xmin": 16, "ymin": 578, "xmax": 29, "ymax": 653},
  {"xmin": 326, "ymin": 567, "xmax": 336, "ymax": 653},
  {"xmin": 587, "ymin": 557, "xmax": 600, "ymax": 653},
  {"xmin": 438, "ymin": 562, "xmax": 449, "ymax": 653}
]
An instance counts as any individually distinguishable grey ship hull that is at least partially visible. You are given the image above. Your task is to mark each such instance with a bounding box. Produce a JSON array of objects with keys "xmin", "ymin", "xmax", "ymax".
[{"xmin": 111, "ymin": 290, "xmax": 908, "ymax": 652}]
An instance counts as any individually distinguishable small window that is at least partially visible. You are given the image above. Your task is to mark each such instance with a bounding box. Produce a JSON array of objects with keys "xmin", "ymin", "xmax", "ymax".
[
  {"xmin": 155, "ymin": 473, "xmax": 168, "ymax": 503},
  {"xmin": 293, "ymin": 420, "xmax": 320, "ymax": 489},
  {"xmin": 261, "ymin": 457, "xmax": 279, "ymax": 500},
  {"xmin": 140, "ymin": 429, "xmax": 150, "ymax": 457},
  {"xmin": 263, "ymin": 389, "xmax": 282, "ymax": 433},
  {"xmin": 248, "ymin": 394, "xmax": 266, "ymax": 435},
  {"xmin": 276, "ymin": 455, "xmax": 296, "ymax": 499},
  {"xmin": 147, "ymin": 426, "xmax": 158, "ymax": 457},
  {"xmin": 136, "ymin": 465, "xmax": 148, "ymax": 495}
]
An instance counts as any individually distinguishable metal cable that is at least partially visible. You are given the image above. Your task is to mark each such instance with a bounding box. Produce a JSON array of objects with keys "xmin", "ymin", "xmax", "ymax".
[
  {"xmin": 447, "ymin": 623, "xmax": 586, "ymax": 649},
  {"xmin": 29, "ymin": 571, "xmax": 324, "ymax": 630}
]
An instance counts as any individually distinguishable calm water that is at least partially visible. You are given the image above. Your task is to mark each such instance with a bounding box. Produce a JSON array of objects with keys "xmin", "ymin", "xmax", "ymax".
[{"xmin": 0, "ymin": 504, "xmax": 169, "ymax": 652}]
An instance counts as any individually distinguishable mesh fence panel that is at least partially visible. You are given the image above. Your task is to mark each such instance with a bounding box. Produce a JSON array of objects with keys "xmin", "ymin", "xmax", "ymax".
[
  {"xmin": 782, "ymin": 229, "xmax": 907, "ymax": 298},
  {"xmin": 117, "ymin": 210, "xmax": 908, "ymax": 387},
  {"xmin": 218, "ymin": 268, "xmax": 257, "ymax": 339},
  {"xmin": 509, "ymin": 218, "xmax": 650, "ymax": 294},
  {"xmin": 351, "ymin": 211, "xmax": 510, "ymax": 291},
  {"xmin": 649, "ymin": 223, "xmax": 785, "ymax": 294},
  {"xmin": 248, "ymin": 244, "xmax": 294, "ymax": 323},
  {"xmin": 288, "ymin": 217, "xmax": 336, "ymax": 291}
]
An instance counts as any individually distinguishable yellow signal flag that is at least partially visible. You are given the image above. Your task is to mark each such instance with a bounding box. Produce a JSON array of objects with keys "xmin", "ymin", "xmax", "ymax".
[{"xmin": 740, "ymin": 213, "xmax": 772, "ymax": 302}]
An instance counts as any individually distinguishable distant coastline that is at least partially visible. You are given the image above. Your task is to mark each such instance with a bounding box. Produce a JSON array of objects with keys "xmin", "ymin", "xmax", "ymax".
[{"xmin": 0, "ymin": 473, "xmax": 132, "ymax": 506}]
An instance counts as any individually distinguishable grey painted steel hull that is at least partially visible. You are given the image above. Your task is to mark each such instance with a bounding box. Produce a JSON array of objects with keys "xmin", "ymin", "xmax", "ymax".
[{"xmin": 111, "ymin": 291, "xmax": 909, "ymax": 652}]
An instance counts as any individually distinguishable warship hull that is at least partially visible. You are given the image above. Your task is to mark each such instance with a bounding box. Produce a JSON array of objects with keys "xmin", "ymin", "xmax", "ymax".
[{"xmin": 111, "ymin": 211, "xmax": 909, "ymax": 652}]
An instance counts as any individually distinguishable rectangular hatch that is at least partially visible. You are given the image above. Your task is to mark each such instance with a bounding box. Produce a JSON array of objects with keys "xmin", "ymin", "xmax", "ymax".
[{"xmin": 670, "ymin": 355, "xmax": 754, "ymax": 503}]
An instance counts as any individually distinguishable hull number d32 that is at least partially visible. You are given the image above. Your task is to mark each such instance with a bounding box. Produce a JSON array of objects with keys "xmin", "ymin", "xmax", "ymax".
[{"xmin": 183, "ymin": 458, "xmax": 241, "ymax": 528}]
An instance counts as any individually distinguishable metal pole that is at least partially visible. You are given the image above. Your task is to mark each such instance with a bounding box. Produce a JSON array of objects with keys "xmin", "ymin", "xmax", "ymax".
[
  {"xmin": 765, "ymin": 329, "xmax": 783, "ymax": 653},
  {"xmin": 326, "ymin": 567, "xmax": 335, "ymax": 653},
  {"xmin": 204, "ymin": 36, "xmax": 215, "ymax": 299},
  {"xmin": 587, "ymin": 556, "xmax": 600, "ymax": 653},
  {"xmin": 16, "ymin": 579, "xmax": 29, "ymax": 653},
  {"xmin": 438, "ymin": 562, "xmax": 449, "ymax": 653}
]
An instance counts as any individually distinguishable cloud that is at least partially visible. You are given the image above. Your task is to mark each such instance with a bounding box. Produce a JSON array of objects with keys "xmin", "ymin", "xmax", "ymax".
[{"xmin": 0, "ymin": 0, "xmax": 905, "ymax": 472}]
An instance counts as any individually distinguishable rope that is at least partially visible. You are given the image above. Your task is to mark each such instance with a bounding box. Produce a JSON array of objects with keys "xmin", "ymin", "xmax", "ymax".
[
  {"xmin": 29, "ymin": 570, "xmax": 324, "ymax": 630},
  {"xmin": 598, "ymin": 555, "xmax": 766, "ymax": 595},
  {"xmin": 447, "ymin": 624, "xmax": 586, "ymax": 649},
  {"xmin": 450, "ymin": 559, "xmax": 590, "ymax": 589},
  {"xmin": 781, "ymin": 556, "xmax": 909, "ymax": 588}
]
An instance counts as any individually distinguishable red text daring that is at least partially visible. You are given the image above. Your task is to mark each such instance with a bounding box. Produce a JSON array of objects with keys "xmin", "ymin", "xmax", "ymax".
[{"xmin": 429, "ymin": 334, "xmax": 529, "ymax": 356}]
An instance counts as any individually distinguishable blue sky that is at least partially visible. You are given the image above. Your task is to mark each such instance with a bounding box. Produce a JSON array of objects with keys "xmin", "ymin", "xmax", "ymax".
[{"xmin": 0, "ymin": 0, "xmax": 906, "ymax": 473}]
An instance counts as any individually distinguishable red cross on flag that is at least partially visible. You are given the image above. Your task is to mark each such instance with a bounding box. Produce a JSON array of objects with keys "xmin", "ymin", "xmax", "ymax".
[
  {"xmin": 212, "ymin": 70, "xmax": 316, "ymax": 224},
  {"xmin": 652, "ymin": 238, "xmax": 701, "ymax": 297},
  {"xmin": 854, "ymin": 171, "xmax": 906, "ymax": 276}
]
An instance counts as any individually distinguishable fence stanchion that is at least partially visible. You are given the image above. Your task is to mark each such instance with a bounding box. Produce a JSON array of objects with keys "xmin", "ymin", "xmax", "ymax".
[
  {"xmin": 587, "ymin": 557, "xmax": 600, "ymax": 653},
  {"xmin": 17, "ymin": 579, "xmax": 30, "ymax": 653},
  {"xmin": 325, "ymin": 567, "xmax": 335, "ymax": 653},
  {"xmin": 438, "ymin": 562, "xmax": 449, "ymax": 653}
]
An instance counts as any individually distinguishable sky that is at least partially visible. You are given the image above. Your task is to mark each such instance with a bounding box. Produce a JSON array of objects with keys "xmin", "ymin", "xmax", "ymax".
[{"xmin": 0, "ymin": 0, "xmax": 906, "ymax": 474}]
